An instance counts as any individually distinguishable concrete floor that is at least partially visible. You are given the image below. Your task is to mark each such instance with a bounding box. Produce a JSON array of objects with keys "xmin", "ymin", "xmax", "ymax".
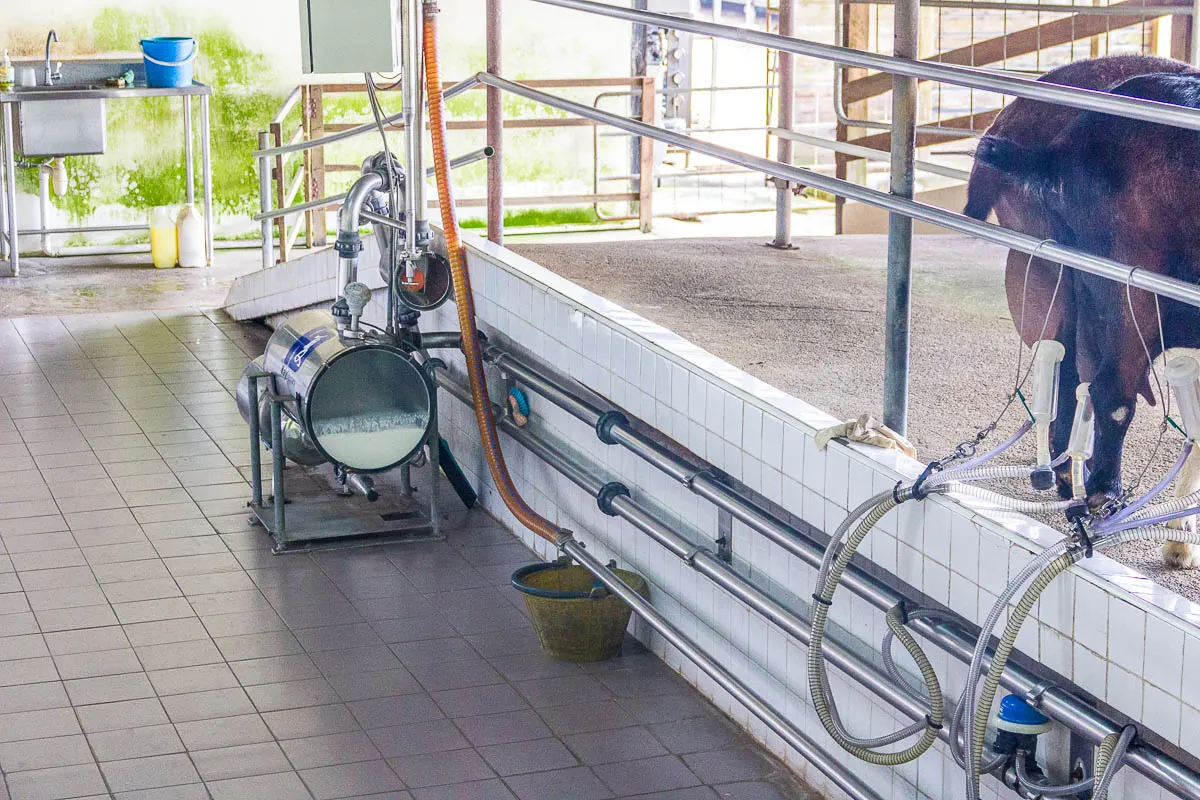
[
  {"xmin": 512, "ymin": 234, "xmax": 1199, "ymax": 599},
  {"xmin": 0, "ymin": 257, "xmax": 814, "ymax": 798}
]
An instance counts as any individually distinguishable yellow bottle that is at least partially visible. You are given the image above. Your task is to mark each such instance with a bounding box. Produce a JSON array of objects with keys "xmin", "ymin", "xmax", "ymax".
[{"xmin": 149, "ymin": 206, "xmax": 177, "ymax": 269}]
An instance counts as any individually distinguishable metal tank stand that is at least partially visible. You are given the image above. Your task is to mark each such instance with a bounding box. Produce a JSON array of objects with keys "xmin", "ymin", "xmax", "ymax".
[{"xmin": 244, "ymin": 372, "xmax": 444, "ymax": 554}]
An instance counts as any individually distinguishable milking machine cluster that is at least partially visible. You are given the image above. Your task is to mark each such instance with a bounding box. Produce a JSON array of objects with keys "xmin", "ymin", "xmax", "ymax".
[{"xmin": 811, "ymin": 336, "xmax": 1200, "ymax": 799}]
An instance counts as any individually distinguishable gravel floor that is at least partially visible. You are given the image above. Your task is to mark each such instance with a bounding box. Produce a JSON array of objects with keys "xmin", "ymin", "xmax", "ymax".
[{"xmin": 513, "ymin": 234, "xmax": 1199, "ymax": 601}]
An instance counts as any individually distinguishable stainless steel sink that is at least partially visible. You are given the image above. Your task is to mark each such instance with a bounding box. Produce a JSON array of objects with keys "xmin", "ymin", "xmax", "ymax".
[{"xmin": 9, "ymin": 74, "xmax": 109, "ymax": 158}]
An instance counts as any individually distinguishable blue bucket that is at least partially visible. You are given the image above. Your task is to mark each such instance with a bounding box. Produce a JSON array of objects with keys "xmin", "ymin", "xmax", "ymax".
[{"xmin": 141, "ymin": 37, "xmax": 197, "ymax": 88}]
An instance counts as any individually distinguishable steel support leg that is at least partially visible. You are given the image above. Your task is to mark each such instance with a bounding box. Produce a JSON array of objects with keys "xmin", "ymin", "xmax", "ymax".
[
  {"xmin": 183, "ymin": 96, "xmax": 195, "ymax": 205},
  {"xmin": 200, "ymin": 94, "xmax": 213, "ymax": 266},
  {"xmin": 258, "ymin": 131, "xmax": 274, "ymax": 268},
  {"xmin": 882, "ymin": 0, "xmax": 919, "ymax": 435},
  {"xmin": 771, "ymin": 0, "xmax": 795, "ymax": 249},
  {"xmin": 486, "ymin": 0, "xmax": 504, "ymax": 245},
  {"xmin": 3, "ymin": 105, "xmax": 19, "ymax": 277}
]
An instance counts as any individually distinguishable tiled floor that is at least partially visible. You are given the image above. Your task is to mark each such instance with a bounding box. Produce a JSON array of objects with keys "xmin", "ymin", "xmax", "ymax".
[{"xmin": 0, "ymin": 310, "xmax": 812, "ymax": 800}]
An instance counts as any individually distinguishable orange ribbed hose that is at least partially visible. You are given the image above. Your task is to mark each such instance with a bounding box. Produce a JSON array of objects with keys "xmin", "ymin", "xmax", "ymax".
[{"xmin": 423, "ymin": 3, "xmax": 561, "ymax": 544}]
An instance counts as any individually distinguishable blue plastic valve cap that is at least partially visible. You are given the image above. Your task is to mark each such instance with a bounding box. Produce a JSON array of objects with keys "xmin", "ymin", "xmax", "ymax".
[{"xmin": 995, "ymin": 694, "xmax": 1052, "ymax": 735}]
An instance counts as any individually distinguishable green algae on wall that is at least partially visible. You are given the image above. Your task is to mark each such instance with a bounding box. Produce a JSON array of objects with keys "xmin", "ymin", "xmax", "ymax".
[{"xmin": 6, "ymin": 7, "xmax": 283, "ymax": 221}]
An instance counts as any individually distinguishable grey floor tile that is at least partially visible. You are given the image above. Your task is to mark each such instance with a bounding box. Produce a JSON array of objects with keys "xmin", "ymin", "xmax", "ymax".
[
  {"xmin": 387, "ymin": 748, "xmax": 496, "ymax": 788},
  {"xmin": 100, "ymin": 753, "xmax": 201, "ymax": 793},
  {"xmin": 454, "ymin": 710, "xmax": 551, "ymax": 748},
  {"xmin": 536, "ymin": 701, "xmax": 640, "ymax": 737},
  {"xmin": 5, "ymin": 762, "xmax": 107, "ymax": 800},
  {"xmin": 513, "ymin": 674, "xmax": 613, "ymax": 709},
  {"xmin": 325, "ymin": 667, "xmax": 420, "ymax": 702},
  {"xmin": 160, "ymin": 687, "xmax": 256, "ymax": 723},
  {"xmin": 370, "ymin": 615, "xmax": 458, "ymax": 644},
  {"xmin": 0, "ymin": 734, "xmax": 93, "ymax": 772},
  {"xmin": 190, "ymin": 741, "xmax": 293, "ymax": 781},
  {"xmin": 647, "ymin": 716, "xmax": 740, "ymax": 755},
  {"xmin": 280, "ymin": 731, "xmax": 382, "ymax": 770},
  {"xmin": 430, "ymin": 683, "xmax": 530, "ymax": 719},
  {"xmin": 147, "ymin": 663, "xmax": 238, "ymax": 695},
  {"xmin": 207, "ymin": 771, "xmax": 315, "ymax": 800},
  {"xmin": 122, "ymin": 617, "xmax": 209, "ymax": 647},
  {"xmin": 134, "ymin": 638, "xmax": 224, "ymax": 672},
  {"xmin": 64, "ymin": 672, "xmax": 155, "ymax": 705},
  {"xmin": 488, "ymin": 652, "xmax": 581, "ymax": 682},
  {"xmin": 0, "ymin": 656, "xmax": 58, "ymax": 687},
  {"xmin": 246, "ymin": 678, "xmax": 341, "ymax": 712},
  {"xmin": 593, "ymin": 756, "xmax": 701, "ymax": 796},
  {"xmin": 682, "ymin": 748, "xmax": 776, "ymax": 785},
  {"xmin": 616, "ymin": 693, "xmax": 714, "ymax": 726},
  {"xmin": 0, "ymin": 682, "xmax": 70, "ymax": 714},
  {"xmin": 368, "ymin": 719, "xmax": 470, "ymax": 759},
  {"xmin": 391, "ymin": 637, "xmax": 479, "ymax": 667},
  {"xmin": 230, "ymin": 653, "xmax": 322, "ymax": 686},
  {"xmin": 262, "ymin": 704, "xmax": 362, "ymax": 740},
  {"xmin": 86, "ymin": 724, "xmax": 185, "ymax": 761},
  {"xmin": 54, "ymin": 647, "xmax": 143, "ymax": 680},
  {"xmin": 310, "ymin": 645, "xmax": 403, "ymax": 677},
  {"xmin": 299, "ymin": 760, "xmax": 405, "ymax": 800},
  {"xmin": 477, "ymin": 737, "xmax": 579, "ymax": 777},
  {"xmin": 76, "ymin": 698, "xmax": 168, "ymax": 733},
  {"xmin": 624, "ymin": 788, "xmax": 721, "ymax": 800},
  {"xmin": 213, "ymin": 630, "xmax": 304, "ymax": 661},
  {"xmin": 502, "ymin": 766, "xmax": 614, "ymax": 800},
  {"xmin": 175, "ymin": 713, "xmax": 273, "ymax": 750},
  {"xmin": 410, "ymin": 779, "xmax": 516, "ymax": 800},
  {"xmin": 349, "ymin": 692, "xmax": 445, "ymax": 730},
  {"xmin": 564, "ymin": 726, "xmax": 669, "ymax": 766},
  {"xmin": 711, "ymin": 783, "xmax": 795, "ymax": 800}
]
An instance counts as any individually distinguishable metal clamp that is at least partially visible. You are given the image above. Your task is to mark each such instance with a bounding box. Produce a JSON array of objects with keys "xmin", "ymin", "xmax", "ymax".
[
  {"xmin": 595, "ymin": 410, "xmax": 629, "ymax": 445},
  {"xmin": 596, "ymin": 481, "xmax": 630, "ymax": 516}
]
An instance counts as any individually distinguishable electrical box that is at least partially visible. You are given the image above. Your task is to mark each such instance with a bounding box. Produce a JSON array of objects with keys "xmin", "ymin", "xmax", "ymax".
[{"xmin": 299, "ymin": 0, "xmax": 402, "ymax": 75}]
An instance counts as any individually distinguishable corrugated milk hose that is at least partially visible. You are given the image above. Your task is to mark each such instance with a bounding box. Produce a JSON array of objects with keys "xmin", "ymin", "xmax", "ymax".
[{"xmin": 422, "ymin": 1, "xmax": 562, "ymax": 546}]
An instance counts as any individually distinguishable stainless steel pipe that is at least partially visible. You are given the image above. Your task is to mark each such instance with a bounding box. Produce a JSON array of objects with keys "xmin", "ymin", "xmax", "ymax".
[
  {"xmin": 526, "ymin": 0, "xmax": 1200, "ymax": 131},
  {"xmin": 476, "ymin": 73, "xmax": 1200, "ymax": 311},
  {"xmin": 480, "ymin": 344, "xmax": 1200, "ymax": 799}
]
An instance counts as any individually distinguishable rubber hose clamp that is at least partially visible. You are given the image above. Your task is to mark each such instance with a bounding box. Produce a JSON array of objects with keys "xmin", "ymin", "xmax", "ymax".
[
  {"xmin": 596, "ymin": 482, "xmax": 630, "ymax": 517},
  {"xmin": 811, "ymin": 593, "xmax": 833, "ymax": 607},
  {"xmin": 595, "ymin": 411, "xmax": 629, "ymax": 445},
  {"xmin": 891, "ymin": 600, "xmax": 910, "ymax": 626},
  {"xmin": 911, "ymin": 462, "xmax": 939, "ymax": 500},
  {"xmin": 925, "ymin": 714, "xmax": 943, "ymax": 731},
  {"xmin": 892, "ymin": 480, "xmax": 906, "ymax": 505},
  {"xmin": 683, "ymin": 545, "xmax": 706, "ymax": 566},
  {"xmin": 1072, "ymin": 518, "xmax": 1094, "ymax": 558},
  {"xmin": 334, "ymin": 230, "xmax": 363, "ymax": 257}
]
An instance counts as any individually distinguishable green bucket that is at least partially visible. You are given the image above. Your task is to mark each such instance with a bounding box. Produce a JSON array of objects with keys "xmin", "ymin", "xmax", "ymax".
[{"xmin": 512, "ymin": 559, "xmax": 649, "ymax": 662}]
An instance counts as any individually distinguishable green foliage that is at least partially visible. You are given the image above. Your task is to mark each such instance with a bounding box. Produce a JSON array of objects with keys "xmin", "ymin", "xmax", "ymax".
[{"xmin": 459, "ymin": 206, "xmax": 602, "ymax": 229}]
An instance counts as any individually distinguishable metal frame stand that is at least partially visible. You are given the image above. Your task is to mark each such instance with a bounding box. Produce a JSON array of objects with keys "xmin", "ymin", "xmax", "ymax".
[{"xmin": 245, "ymin": 372, "xmax": 444, "ymax": 554}]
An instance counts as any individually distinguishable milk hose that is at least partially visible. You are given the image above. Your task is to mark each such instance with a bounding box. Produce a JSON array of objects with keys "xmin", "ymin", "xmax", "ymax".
[
  {"xmin": 1099, "ymin": 441, "xmax": 1193, "ymax": 529},
  {"xmin": 964, "ymin": 525, "xmax": 1200, "ymax": 799},
  {"xmin": 1011, "ymin": 726, "xmax": 1127, "ymax": 798},
  {"xmin": 422, "ymin": 2, "xmax": 562, "ymax": 546}
]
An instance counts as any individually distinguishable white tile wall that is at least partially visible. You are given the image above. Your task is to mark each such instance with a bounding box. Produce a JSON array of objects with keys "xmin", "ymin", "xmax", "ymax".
[{"xmin": 225, "ymin": 234, "xmax": 1200, "ymax": 800}]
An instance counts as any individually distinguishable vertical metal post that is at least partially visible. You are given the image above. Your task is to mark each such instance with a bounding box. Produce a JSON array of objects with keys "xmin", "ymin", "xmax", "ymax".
[
  {"xmin": 38, "ymin": 166, "xmax": 51, "ymax": 256},
  {"xmin": 771, "ymin": 0, "xmax": 795, "ymax": 249},
  {"xmin": 183, "ymin": 96, "xmax": 195, "ymax": 205},
  {"xmin": 270, "ymin": 393, "xmax": 286, "ymax": 545},
  {"xmin": 638, "ymin": 76, "xmax": 654, "ymax": 233},
  {"xmin": 427, "ymin": 419, "xmax": 441, "ymax": 539},
  {"xmin": 486, "ymin": 0, "xmax": 504, "ymax": 245},
  {"xmin": 882, "ymin": 0, "xmax": 919, "ymax": 435},
  {"xmin": 0, "ymin": 111, "xmax": 8, "ymax": 263},
  {"xmin": 403, "ymin": 0, "xmax": 426, "ymax": 250},
  {"xmin": 248, "ymin": 375, "xmax": 263, "ymax": 509},
  {"xmin": 3, "ymin": 105, "xmax": 19, "ymax": 277},
  {"xmin": 200, "ymin": 94, "xmax": 214, "ymax": 266},
  {"xmin": 258, "ymin": 131, "xmax": 274, "ymax": 268}
]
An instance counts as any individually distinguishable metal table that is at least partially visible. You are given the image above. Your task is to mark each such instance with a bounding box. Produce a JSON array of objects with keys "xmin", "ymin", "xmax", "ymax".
[{"xmin": 0, "ymin": 66, "xmax": 213, "ymax": 277}]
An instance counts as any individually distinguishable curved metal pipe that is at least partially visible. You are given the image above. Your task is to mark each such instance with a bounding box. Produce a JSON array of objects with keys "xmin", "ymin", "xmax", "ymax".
[{"xmin": 336, "ymin": 171, "xmax": 385, "ymax": 292}]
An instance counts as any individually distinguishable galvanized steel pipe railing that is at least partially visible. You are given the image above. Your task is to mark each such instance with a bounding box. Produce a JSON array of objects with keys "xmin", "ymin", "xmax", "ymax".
[
  {"xmin": 435, "ymin": 373, "xmax": 885, "ymax": 800},
  {"xmin": 473, "ymin": 72, "xmax": 1200, "ymax": 311},
  {"xmin": 526, "ymin": 0, "xmax": 1200, "ymax": 132},
  {"xmin": 482, "ymin": 345, "xmax": 1200, "ymax": 799}
]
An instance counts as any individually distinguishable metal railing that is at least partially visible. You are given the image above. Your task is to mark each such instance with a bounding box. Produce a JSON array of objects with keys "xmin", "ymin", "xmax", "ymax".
[{"xmin": 253, "ymin": 76, "xmax": 657, "ymax": 264}]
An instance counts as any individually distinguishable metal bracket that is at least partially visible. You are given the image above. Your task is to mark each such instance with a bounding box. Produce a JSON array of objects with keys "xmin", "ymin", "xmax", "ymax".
[{"xmin": 716, "ymin": 507, "xmax": 734, "ymax": 563}]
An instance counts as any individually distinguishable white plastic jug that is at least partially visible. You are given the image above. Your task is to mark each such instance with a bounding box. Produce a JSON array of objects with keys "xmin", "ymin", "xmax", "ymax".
[
  {"xmin": 176, "ymin": 204, "xmax": 206, "ymax": 268},
  {"xmin": 149, "ymin": 206, "xmax": 177, "ymax": 269}
]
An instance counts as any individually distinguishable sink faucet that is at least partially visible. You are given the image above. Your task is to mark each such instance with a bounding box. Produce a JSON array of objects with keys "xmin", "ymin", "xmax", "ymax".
[{"xmin": 44, "ymin": 30, "xmax": 60, "ymax": 86}]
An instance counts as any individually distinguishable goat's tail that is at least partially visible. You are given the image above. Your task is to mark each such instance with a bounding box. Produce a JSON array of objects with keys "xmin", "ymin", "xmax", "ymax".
[{"xmin": 963, "ymin": 136, "xmax": 1053, "ymax": 220}]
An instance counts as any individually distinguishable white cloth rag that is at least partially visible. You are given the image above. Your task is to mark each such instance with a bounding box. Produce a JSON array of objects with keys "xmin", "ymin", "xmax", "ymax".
[{"xmin": 814, "ymin": 413, "xmax": 916, "ymax": 459}]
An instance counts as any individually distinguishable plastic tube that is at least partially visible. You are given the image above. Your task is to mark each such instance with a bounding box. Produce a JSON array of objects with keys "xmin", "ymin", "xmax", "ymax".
[
  {"xmin": 1030, "ymin": 340, "xmax": 1066, "ymax": 468},
  {"xmin": 1067, "ymin": 383, "xmax": 1095, "ymax": 500},
  {"xmin": 943, "ymin": 482, "xmax": 1077, "ymax": 514},
  {"xmin": 423, "ymin": 2, "xmax": 562, "ymax": 545},
  {"xmin": 953, "ymin": 420, "xmax": 1032, "ymax": 472},
  {"xmin": 1130, "ymin": 487, "xmax": 1200, "ymax": 521},
  {"xmin": 1167, "ymin": 354, "xmax": 1200, "ymax": 441},
  {"xmin": 965, "ymin": 524, "xmax": 1200, "ymax": 799},
  {"xmin": 1099, "ymin": 442, "xmax": 1193, "ymax": 530}
]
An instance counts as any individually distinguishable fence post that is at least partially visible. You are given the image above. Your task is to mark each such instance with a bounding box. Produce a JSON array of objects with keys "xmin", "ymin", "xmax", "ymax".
[
  {"xmin": 257, "ymin": 131, "xmax": 274, "ymax": 268},
  {"xmin": 770, "ymin": 0, "xmax": 795, "ymax": 249},
  {"xmin": 638, "ymin": 76, "xmax": 654, "ymax": 233},
  {"xmin": 309, "ymin": 86, "xmax": 327, "ymax": 247},
  {"xmin": 882, "ymin": 0, "xmax": 919, "ymax": 435},
  {"xmin": 270, "ymin": 121, "xmax": 290, "ymax": 263},
  {"xmin": 487, "ymin": 0, "xmax": 504, "ymax": 245}
]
